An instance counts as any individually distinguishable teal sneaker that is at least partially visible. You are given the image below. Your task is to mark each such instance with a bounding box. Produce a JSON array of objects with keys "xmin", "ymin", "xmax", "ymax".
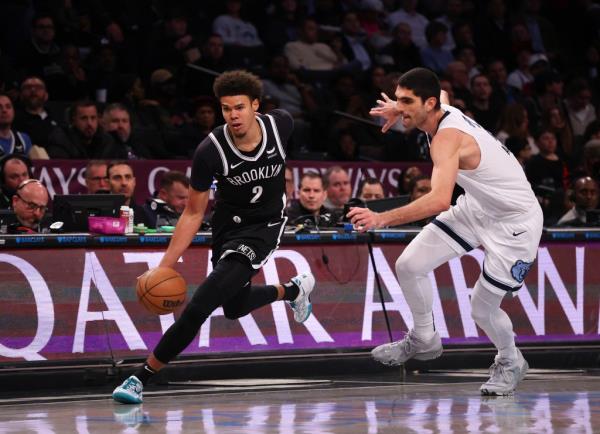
[
  {"xmin": 287, "ymin": 272, "xmax": 315, "ymax": 323},
  {"xmin": 112, "ymin": 375, "xmax": 143, "ymax": 404}
]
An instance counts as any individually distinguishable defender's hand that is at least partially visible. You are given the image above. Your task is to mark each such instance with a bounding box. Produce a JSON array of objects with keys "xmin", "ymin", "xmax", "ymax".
[
  {"xmin": 347, "ymin": 207, "xmax": 383, "ymax": 232},
  {"xmin": 369, "ymin": 92, "xmax": 401, "ymax": 133}
]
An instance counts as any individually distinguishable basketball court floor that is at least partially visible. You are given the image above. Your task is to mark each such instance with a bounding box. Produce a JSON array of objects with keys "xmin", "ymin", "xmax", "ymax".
[{"xmin": 1, "ymin": 364, "xmax": 600, "ymax": 433}]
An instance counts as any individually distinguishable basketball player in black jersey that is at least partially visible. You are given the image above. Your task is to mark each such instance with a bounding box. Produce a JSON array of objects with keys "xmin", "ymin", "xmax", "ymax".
[{"xmin": 113, "ymin": 70, "xmax": 315, "ymax": 404}]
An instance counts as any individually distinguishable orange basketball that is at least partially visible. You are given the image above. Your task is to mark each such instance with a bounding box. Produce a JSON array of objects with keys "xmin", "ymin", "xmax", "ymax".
[{"xmin": 136, "ymin": 267, "xmax": 187, "ymax": 315}]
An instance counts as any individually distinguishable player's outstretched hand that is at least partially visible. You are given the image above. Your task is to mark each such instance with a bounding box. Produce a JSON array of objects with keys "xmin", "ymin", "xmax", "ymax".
[
  {"xmin": 369, "ymin": 92, "xmax": 400, "ymax": 133},
  {"xmin": 347, "ymin": 207, "xmax": 383, "ymax": 232}
]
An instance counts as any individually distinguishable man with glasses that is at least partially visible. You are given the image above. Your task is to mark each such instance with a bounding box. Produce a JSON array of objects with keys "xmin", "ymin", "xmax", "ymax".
[
  {"xmin": 84, "ymin": 160, "xmax": 110, "ymax": 194},
  {"xmin": 10, "ymin": 179, "xmax": 49, "ymax": 233}
]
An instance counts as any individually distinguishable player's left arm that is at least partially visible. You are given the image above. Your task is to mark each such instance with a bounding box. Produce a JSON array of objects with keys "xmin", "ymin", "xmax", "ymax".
[{"xmin": 348, "ymin": 128, "xmax": 460, "ymax": 230}]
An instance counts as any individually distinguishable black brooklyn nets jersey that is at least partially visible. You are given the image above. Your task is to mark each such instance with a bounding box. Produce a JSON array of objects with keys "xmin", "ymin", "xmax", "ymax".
[{"xmin": 191, "ymin": 109, "xmax": 293, "ymax": 224}]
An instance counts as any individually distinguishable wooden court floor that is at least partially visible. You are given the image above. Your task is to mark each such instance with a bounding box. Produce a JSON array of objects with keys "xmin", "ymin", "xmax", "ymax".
[{"xmin": 1, "ymin": 368, "xmax": 600, "ymax": 433}]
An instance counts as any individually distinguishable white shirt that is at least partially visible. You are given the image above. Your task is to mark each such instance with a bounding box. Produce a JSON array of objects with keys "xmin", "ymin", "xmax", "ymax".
[{"xmin": 437, "ymin": 104, "xmax": 538, "ymax": 217}]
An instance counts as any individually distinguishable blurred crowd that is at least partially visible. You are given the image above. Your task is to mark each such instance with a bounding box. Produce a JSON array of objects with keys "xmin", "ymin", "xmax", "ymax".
[{"xmin": 1, "ymin": 0, "xmax": 599, "ymax": 231}]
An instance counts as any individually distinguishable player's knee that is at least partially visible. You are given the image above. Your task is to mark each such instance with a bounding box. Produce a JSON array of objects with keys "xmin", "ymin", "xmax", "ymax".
[
  {"xmin": 395, "ymin": 253, "xmax": 423, "ymax": 278},
  {"xmin": 470, "ymin": 298, "xmax": 488, "ymax": 325},
  {"xmin": 222, "ymin": 304, "xmax": 243, "ymax": 320}
]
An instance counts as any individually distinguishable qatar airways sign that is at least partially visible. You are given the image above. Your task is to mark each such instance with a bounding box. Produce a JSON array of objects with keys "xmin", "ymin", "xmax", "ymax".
[{"xmin": 0, "ymin": 243, "xmax": 598, "ymax": 363}]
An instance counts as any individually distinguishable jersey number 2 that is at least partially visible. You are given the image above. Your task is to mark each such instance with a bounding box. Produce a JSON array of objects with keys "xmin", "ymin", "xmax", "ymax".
[{"xmin": 250, "ymin": 185, "xmax": 263, "ymax": 203}]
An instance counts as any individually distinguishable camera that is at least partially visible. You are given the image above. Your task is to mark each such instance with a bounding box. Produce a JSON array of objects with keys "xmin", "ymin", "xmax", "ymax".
[{"xmin": 341, "ymin": 198, "xmax": 366, "ymax": 222}]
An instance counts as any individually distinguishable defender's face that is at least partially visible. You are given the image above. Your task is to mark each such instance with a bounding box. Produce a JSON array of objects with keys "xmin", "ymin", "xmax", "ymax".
[
  {"xmin": 221, "ymin": 95, "xmax": 259, "ymax": 139},
  {"xmin": 394, "ymin": 86, "xmax": 431, "ymax": 130}
]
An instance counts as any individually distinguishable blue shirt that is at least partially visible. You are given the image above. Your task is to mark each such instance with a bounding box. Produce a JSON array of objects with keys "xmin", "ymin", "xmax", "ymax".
[{"xmin": 0, "ymin": 130, "xmax": 32, "ymax": 156}]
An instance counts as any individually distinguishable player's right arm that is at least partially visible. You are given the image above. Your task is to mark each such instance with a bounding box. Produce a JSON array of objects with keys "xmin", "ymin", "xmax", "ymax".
[{"xmin": 159, "ymin": 188, "xmax": 209, "ymax": 269}]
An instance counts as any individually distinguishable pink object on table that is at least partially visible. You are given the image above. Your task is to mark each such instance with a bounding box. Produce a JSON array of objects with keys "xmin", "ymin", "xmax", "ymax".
[{"xmin": 88, "ymin": 216, "xmax": 127, "ymax": 234}]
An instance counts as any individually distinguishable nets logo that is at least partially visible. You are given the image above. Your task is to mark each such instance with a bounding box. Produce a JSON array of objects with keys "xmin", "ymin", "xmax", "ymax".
[{"xmin": 237, "ymin": 244, "xmax": 256, "ymax": 261}]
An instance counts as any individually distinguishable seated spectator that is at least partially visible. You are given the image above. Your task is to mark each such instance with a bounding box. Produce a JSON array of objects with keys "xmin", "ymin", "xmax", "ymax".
[
  {"xmin": 212, "ymin": 0, "xmax": 265, "ymax": 68},
  {"xmin": 285, "ymin": 171, "xmax": 334, "ymax": 225},
  {"xmin": 496, "ymin": 102, "xmax": 538, "ymax": 154},
  {"xmin": 101, "ymin": 103, "xmax": 169, "ymax": 159},
  {"xmin": 46, "ymin": 101, "xmax": 114, "ymax": 159},
  {"xmin": 84, "ymin": 160, "xmax": 110, "ymax": 194},
  {"xmin": 143, "ymin": 170, "xmax": 190, "ymax": 228},
  {"xmin": 9, "ymin": 179, "xmax": 49, "ymax": 233},
  {"xmin": 408, "ymin": 174, "xmax": 433, "ymax": 226},
  {"xmin": 467, "ymin": 74, "xmax": 502, "ymax": 133},
  {"xmin": 379, "ymin": 22, "xmax": 423, "ymax": 72},
  {"xmin": 563, "ymin": 78, "xmax": 597, "ymax": 139},
  {"xmin": 328, "ymin": 129, "xmax": 359, "ymax": 161},
  {"xmin": 284, "ymin": 17, "xmax": 342, "ymax": 81},
  {"xmin": 13, "ymin": 76, "xmax": 62, "ymax": 151},
  {"xmin": 397, "ymin": 165, "xmax": 423, "ymax": 195},
  {"xmin": 0, "ymin": 94, "xmax": 32, "ymax": 157},
  {"xmin": 340, "ymin": 11, "xmax": 374, "ymax": 72},
  {"xmin": 285, "ymin": 167, "xmax": 296, "ymax": 205},
  {"xmin": 358, "ymin": 177, "xmax": 385, "ymax": 201},
  {"xmin": 107, "ymin": 161, "xmax": 151, "ymax": 227},
  {"xmin": 0, "ymin": 154, "xmax": 32, "ymax": 209},
  {"xmin": 526, "ymin": 129, "xmax": 566, "ymax": 199},
  {"xmin": 323, "ymin": 166, "xmax": 352, "ymax": 211},
  {"xmin": 506, "ymin": 49, "xmax": 534, "ymax": 94},
  {"xmin": 387, "ymin": 0, "xmax": 429, "ymax": 49},
  {"xmin": 557, "ymin": 177, "xmax": 599, "ymax": 226},
  {"xmin": 420, "ymin": 21, "xmax": 453, "ymax": 74},
  {"xmin": 583, "ymin": 139, "xmax": 600, "ymax": 183},
  {"xmin": 505, "ymin": 136, "xmax": 533, "ymax": 168}
]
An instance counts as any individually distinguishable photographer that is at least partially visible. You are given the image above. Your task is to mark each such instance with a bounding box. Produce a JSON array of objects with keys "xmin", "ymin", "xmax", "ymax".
[{"xmin": 143, "ymin": 170, "xmax": 190, "ymax": 228}]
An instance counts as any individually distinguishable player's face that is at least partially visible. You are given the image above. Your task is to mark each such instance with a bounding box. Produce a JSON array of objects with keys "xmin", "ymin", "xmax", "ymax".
[
  {"xmin": 394, "ymin": 86, "xmax": 434, "ymax": 129},
  {"xmin": 221, "ymin": 95, "xmax": 259, "ymax": 139}
]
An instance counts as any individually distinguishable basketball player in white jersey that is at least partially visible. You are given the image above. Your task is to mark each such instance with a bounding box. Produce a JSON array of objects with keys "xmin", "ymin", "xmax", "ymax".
[{"xmin": 348, "ymin": 67, "xmax": 543, "ymax": 395}]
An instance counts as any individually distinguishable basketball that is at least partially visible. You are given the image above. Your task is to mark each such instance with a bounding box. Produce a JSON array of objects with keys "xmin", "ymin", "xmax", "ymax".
[{"xmin": 136, "ymin": 267, "xmax": 187, "ymax": 315}]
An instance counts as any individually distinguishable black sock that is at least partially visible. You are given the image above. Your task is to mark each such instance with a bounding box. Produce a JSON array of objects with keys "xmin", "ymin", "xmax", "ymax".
[
  {"xmin": 283, "ymin": 281, "xmax": 300, "ymax": 301},
  {"xmin": 133, "ymin": 364, "xmax": 157, "ymax": 386}
]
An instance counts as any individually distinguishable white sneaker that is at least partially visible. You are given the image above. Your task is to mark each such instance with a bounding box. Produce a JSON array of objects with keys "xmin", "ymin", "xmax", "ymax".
[
  {"xmin": 480, "ymin": 349, "xmax": 528, "ymax": 396},
  {"xmin": 112, "ymin": 375, "xmax": 143, "ymax": 404},
  {"xmin": 287, "ymin": 272, "xmax": 315, "ymax": 322},
  {"xmin": 371, "ymin": 330, "xmax": 443, "ymax": 366}
]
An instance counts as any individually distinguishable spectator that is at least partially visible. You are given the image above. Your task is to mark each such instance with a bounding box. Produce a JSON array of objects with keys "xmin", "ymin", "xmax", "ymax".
[
  {"xmin": 496, "ymin": 102, "xmax": 537, "ymax": 153},
  {"xmin": 339, "ymin": 11, "xmax": 374, "ymax": 72},
  {"xmin": 397, "ymin": 165, "xmax": 423, "ymax": 195},
  {"xmin": 15, "ymin": 14, "xmax": 62, "ymax": 90},
  {"xmin": 285, "ymin": 171, "xmax": 332, "ymax": 224},
  {"xmin": 435, "ymin": 0, "xmax": 464, "ymax": 51},
  {"xmin": 46, "ymin": 100, "xmax": 114, "ymax": 159},
  {"xmin": 380, "ymin": 22, "xmax": 423, "ymax": 72},
  {"xmin": 262, "ymin": 0, "xmax": 304, "ymax": 55},
  {"xmin": 467, "ymin": 74, "xmax": 502, "ymax": 133},
  {"xmin": 420, "ymin": 21, "xmax": 453, "ymax": 74},
  {"xmin": 13, "ymin": 76, "xmax": 62, "ymax": 152},
  {"xmin": 184, "ymin": 34, "xmax": 229, "ymax": 97},
  {"xmin": 557, "ymin": 176, "xmax": 598, "ymax": 226},
  {"xmin": 323, "ymin": 165, "xmax": 352, "ymax": 211},
  {"xmin": 84, "ymin": 160, "xmax": 110, "ymax": 194},
  {"xmin": 10, "ymin": 179, "xmax": 49, "ymax": 234},
  {"xmin": 358, "ymin": 177, "xmax": 385, "ymax": 201},
  {"xmin": 143, "ymin": 170, "xmax": 190, "ymax": 228},
  {"xmin": 387, "ymin": 0, "xmax": 430, "ymax": 49},
  {"xmin": 445, "ymin": 60, "xmax": 471, "ymax": 106},
  {"xmin": 407, "ymin": 174, "xmax": 433, "ymax": 226},
  {"xmin": 455, "ymin": 45, "xmax": 481, "ymax": 81},
  {"xmin": 526, "ymin": 129, "xmax": 566, "ymax": 195},
  {"xmin": 329, "ymin": 129, "xmax": 359, "ymax": 161},
  {"xmin": 506, "ymin": 49, "xmax": 534, "ymax": 94},
  {"xmin": 563, "ymin": 78, "xmax": 597, "ymax": 139},
  {"xmin": 505, "ymin": 136, "xmax": 533, "ymax": 168},
  {"xmin": 284, "ymin": 17, "xmax": 342, "ymax": 81},
  {"xmin": 101, "ymin": 103, "xmax": 169, "ymax": 159},
  {"xmin": 285, "ymin": 166, "xmax": 296, "ymax": 204},
  {"xmin": 212, "ymin": 0, "xmax": 265, "ymax": 68},
  {"xmin": 107, "ymin": 161, "xmax": 151, "ymax": 227},
  {"xmin": 0, "ymin": 154, "xmax": 31, "ymax": 209},
  {"xmin": 541, "ymin": 106, "xmax": 574, "ymax": 162},
  {"xmin": 472, "ymin": 0, "xmax": 511, "ymax": 66},
  {"xmin": 0, "ymin": 93, "xmax": 32, "ymax": 157},
  {"xmin": 583, "ymin": 140, "xmax": 600, "ymax": 182},
  {"xmin": 487, "ymin": 58, "xmax": 519, "ymax": 107},
  {"xmin": 525, "ymin": 70, "xmax": 564, "ymax": 137}
]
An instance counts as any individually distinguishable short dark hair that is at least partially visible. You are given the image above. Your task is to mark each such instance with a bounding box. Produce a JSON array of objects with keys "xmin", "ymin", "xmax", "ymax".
[
  {"xmin": 357, "ymin": 177, "xmax": 383, "ymax": 197},
  {"xmin": 160, "ymin": 170, "xmax": 190, "ymax": 190},
  {"xmin": 299, "ymin": 171, "xmax": 323, "ymax": 190},
  {"xmin": 84, "ymin": 160, "xmax": 108, "ymax": 179},
  {"xmin": 107, "ymin": 161, "xmax": 132, "ymax": 178},
  {"xmin": 69, "ymin": 100, "xmax": 97, "ymax": 121},
  {"xmin": 213, "ymin": 70, "xmax": 263, "ymax": 101},
  {"xmin": 397, "ymin": 67, "xmax": 441, "ymax": 109},
  {"xmin": 408, "ymin": 174, "xmax": 431, "ymax": 195}
]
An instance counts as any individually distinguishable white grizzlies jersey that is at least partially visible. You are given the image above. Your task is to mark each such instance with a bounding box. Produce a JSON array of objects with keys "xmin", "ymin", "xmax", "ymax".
[{"xmin": 437, "ymin": 104, "xmax": 537, "ymax": 217}]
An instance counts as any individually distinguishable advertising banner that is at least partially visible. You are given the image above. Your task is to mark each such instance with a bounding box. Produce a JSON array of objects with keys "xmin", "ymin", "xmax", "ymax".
[
  {"xmin": 31, "ymin": 160, "xmax": 432, "ymax": 204},
  {"xmin": 1, "ymin": 242, "xmax": 599, "ymax": 363}
]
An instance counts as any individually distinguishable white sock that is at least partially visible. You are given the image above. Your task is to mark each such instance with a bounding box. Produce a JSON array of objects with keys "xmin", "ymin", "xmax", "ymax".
[
  {"xmin": 395, "ymin": 228, "xmax": 459, "ymax": 342},
  {"xmin": 470, "ymin": 279, "xmax": 518, "ymax": 362}
]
